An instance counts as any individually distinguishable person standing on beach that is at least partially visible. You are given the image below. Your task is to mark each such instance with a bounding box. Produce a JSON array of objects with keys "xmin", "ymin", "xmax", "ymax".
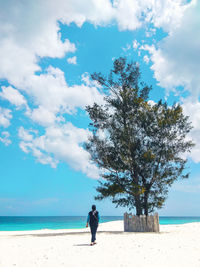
[{"xmin": 86, "ymin": 205, "xmax": 100, "ymax": 246}]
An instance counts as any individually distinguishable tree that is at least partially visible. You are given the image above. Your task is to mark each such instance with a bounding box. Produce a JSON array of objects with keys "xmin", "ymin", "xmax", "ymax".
[{"xmin": 85, "ymin": 57, "xmax": 194, "ymax": 216}]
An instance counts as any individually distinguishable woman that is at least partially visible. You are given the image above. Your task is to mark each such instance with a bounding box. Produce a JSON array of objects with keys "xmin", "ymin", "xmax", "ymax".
[{"xmin": 86, "ymin": 205, "xmax": 100, "ymax": 246}]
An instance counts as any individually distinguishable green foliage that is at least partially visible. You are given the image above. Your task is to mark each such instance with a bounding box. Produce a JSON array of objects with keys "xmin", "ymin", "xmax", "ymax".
[{"xmin": 85, "ymin": 57, "xmax": 194, "ymax": 216}]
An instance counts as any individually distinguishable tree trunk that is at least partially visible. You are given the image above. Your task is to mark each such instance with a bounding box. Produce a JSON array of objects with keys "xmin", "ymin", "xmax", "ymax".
[
  {"xmin": 135, "ymin": 194, "xmax": 142, "ymax": 215},
  {"xmin": 144, "ymin": 191, "xmax": 149, "ymax": 216},
  {"xmin": 144, "ymin": 184, "xmax": 151, "ymax": 216},
  {"xmin": 132, "ymin": 172, "xmax": 143, "ymax": 215}
]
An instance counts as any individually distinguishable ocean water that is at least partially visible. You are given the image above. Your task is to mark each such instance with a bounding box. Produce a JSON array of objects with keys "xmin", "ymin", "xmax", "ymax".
[{"xmin": 0, "ymin": 216, "xmax": 200, "ymax": 231}]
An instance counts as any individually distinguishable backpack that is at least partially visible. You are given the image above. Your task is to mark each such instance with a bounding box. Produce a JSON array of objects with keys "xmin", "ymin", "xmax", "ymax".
[{"xmin": 89, "ymin": 210, "xmax": 99, "ymax": 225}]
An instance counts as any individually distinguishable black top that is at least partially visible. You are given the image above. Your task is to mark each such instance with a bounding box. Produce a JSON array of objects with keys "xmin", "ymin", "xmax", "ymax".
[{"xmin": 88, "ymin": 210, "xmax": 99, "ymax": 226}]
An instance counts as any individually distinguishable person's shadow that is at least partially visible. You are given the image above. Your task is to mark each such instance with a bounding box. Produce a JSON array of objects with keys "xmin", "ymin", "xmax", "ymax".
[{"xmin": 73, "ymin": 244, "xmax": 91, "ymax": 247}]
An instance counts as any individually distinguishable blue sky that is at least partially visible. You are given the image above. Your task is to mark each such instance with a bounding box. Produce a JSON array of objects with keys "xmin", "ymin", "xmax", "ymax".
[{"xmin": 0, "ymin": 0, "xmax": 200, "ymax": 216}]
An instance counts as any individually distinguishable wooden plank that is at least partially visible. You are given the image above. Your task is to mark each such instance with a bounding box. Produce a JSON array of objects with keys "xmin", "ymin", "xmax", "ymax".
[{"xmin": 124, "ymin": 213, "xmax": 160, "ymax": 232}]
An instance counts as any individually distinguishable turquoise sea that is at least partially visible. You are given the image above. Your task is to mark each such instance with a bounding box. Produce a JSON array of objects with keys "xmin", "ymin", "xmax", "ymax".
[{"xmin": 0, "ymin": 216, "xmax": 200, "ymax": 231}]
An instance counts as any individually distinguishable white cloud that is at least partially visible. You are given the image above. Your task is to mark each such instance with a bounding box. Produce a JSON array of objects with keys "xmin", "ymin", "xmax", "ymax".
[
  {"xmin": 144, "ymin": 1, "xmax": 200, "ymax": 95},
  {"xmin": 21, "ymin": 67, "xmax": 104, "ymax": 125},
  {"xmin": 0, "ymin": 86, "xmax": 27, "ymax": 107},
  {"xmin": 0, "ymin": 107, "xmax": 12, "ymax": 128},
  {"xmin": 18, "ymin": 124, "xmax": 99, "ymax": 178},
  {"xmin": 0, "ymin": 0, "xmax": 77, "ymax": 86},
  {"xmin": 145, "ymin": 28, "xmax": 156, "ymax": 38},
  {"xmin": 182, "ymin": 99, "xmax": 200, "ymax": 163},
  {"xmin": 18, "ymin": 127, "xmax": 35, "ymax": 142},
  {"xmin": 145, "ymin": 0, "xmax": 192, "ymax": 33},
  {"xmin": 67, "ymin": 56, "xmax": 77, "ymax": 65},
  {"xmin": 0, "ymin": 38, "xmax": 40, "ymax": 86},
  {"xmin": 29, "ymin": 106, "xmax": 57, "ymax": 127},
  {"xmin": 113, "ymin": 0, "xmax": 143, "ymax": 30},
  {"xmin": 133, "ymin": 40, "xmax": 139, "ymax": 50},
  {"xmin": 0, "ymin": 131, "xmax": 11, "ymax": 146},
  {"xmin": 143, "ymin": 55, "xmax": 150, "ymax": 64},
  {"xmin": 113, "ymin": 0, "xmax": 190, "ymax": 32}
]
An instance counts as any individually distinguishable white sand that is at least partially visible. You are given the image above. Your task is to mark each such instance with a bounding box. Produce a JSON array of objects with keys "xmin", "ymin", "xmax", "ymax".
[{"xmin": 0, "ymin": 221, "xmax": 200, "ymax": 267}]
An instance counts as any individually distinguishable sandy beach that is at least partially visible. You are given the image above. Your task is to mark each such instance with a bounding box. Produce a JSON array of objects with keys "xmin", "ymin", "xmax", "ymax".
[{"xmin": 0, "ymin": 221, "xmax": 199, "ymax": 267}]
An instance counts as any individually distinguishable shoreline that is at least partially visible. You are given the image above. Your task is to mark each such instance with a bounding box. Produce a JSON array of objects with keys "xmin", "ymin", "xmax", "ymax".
[
  {"xmin": 1, "ymin": 216, "xmax": 200, "ymax": 233},
  {"xmin": 0, "ymin": 220, "xmax": 200, "ymax": 236},
  {"xmin": 0, "ymin": 220, "xmax": 120, "ymax": 236}
]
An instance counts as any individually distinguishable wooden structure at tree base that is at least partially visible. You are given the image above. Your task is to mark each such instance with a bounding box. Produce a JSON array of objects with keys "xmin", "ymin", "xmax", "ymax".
[{"xmin": 124, "ymin": 212, "xmax": 160, "ymax": 232}]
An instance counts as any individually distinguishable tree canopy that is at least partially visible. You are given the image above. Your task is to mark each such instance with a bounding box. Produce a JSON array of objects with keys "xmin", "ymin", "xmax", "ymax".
[{"xmin": 85, "ymin": 57, "xmax": 194, "ymax": 216}]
